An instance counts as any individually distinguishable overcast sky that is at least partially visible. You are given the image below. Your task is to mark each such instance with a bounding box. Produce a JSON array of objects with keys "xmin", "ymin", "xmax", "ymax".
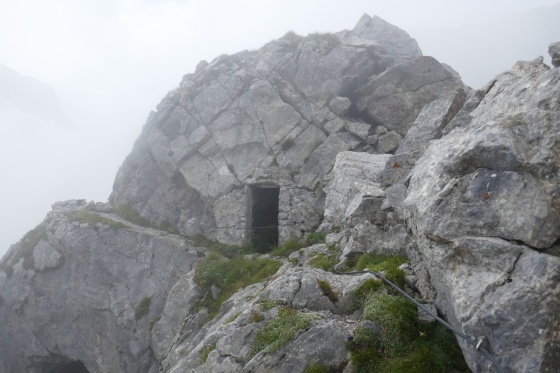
[{"xmin": 1, "ymin": 0, "xmax": 559, "ymax": 258}]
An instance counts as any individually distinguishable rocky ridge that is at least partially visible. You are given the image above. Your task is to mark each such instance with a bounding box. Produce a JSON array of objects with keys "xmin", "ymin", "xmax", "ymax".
[{"xmin": 1, "ymin": 14, "xmax": 560, "ymax": 373}]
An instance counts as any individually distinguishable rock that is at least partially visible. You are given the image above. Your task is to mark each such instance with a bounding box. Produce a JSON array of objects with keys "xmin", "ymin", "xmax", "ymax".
[
  {"xmin": 396, "ymin": 89, "xmax": 468, "ymax": 158},
  {"xmin": 328, "ymin": 96, "xmax": 352, "ymax": 116},
  {"xmin": 0, "ymin": 203, "xmax": 201, "ymax": 373},
  {"xmin": 357, "ymin": 56, "xmax": 466, "ymax": 136},
  {"xmin": 404, "ymin": 56, "xmax": 560, "ymax": 372},
  {"xmin": 33, "ymin": 239, "xmax": 63, "ymax": 271},
  {"xmin": 323, "ymin": 151, "xmax": 391, "ymax": 228},
  {"xmin": 375, "ymin": 130, "xmax": 403, "ymax": 154},
  {"xmin": 109, "ymin": 14, "xmax": 429, "ymax": 246},
  {"xmin": 417, "ymin": 304, "xmax": 437, "ymax": 323},
  {"xmin": 549, "ymin": 41, "xmax": 560, "ymax": 67}
]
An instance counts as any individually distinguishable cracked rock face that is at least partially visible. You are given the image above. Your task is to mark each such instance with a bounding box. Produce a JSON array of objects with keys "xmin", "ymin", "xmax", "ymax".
[
  {"xmin": 109, "ymin": 14, "xmax": 464, "ymax": 246},
  {"xmin": 0, "ymin": 201, "xmax": 200, "ymax": 373},
  {"xmin": 404, "ymin": 57, "xmax": 560, "ymax": 372}
]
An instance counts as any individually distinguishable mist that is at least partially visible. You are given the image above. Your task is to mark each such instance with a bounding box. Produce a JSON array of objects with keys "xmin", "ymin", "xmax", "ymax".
[{"xmin": 1, "ymin": 0, "xmax": 559, "ymax": 258}]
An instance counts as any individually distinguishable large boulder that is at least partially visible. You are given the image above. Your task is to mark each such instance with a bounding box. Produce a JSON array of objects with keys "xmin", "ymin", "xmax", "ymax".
[{"xmin": 404, "ymin": 57, "xmax": 560, "ymax": 372}]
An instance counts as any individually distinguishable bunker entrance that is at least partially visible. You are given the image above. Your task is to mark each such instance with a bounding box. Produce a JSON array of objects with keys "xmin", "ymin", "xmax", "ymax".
[
  {"xmin": 46, "ymin": 360, "xmax": 90, "ymax": 373},
  {"xmin": 251, "ymin": 187, "xmax": 280, "ymax": 252}
]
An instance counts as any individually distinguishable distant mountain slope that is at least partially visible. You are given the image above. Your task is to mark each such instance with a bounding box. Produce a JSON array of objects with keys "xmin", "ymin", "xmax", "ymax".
[
  {"xmin": 412, "ymin": 4, "xmax": 560, "ymax": 88},
  {"xmin": 0, "ymin": 63, "xmax": 70, "ymax": 127}
]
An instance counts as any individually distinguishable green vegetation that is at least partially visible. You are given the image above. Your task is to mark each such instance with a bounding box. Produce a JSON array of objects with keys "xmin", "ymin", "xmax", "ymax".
[
  {"xmin": 353, "ymin": 253, "xmax": 408, "ymax": 289},
  {"xmin": 200, "ymin": 345, "xmax": 215, "ymax": 364},
  {"xmin": 225, "ymin": 311, "xmax": 241, "ymax": 324},
  {"xmin": 307, "ymin": 32, "xmax": 341, "ymax": 51},
  {"xmin": 303, "ymin": 363, "xmax": 330, "ymax": 373},
  {"xmin": 346, "ymin": 254, "xmax": 470, "ymax": 372},
  {"xmin": 305, "ymin": 230, "xmax": 326, "ymax": 246},
  {"xmin": 68, "ymin": 210, "xmax": 128, "ymax": 229},
  {"xmin": 317, "ymin": 279, "xmax": 339, "ymax": 303},
  {"xmin": 269, "ymin": 239, "xmax": 305, "ymax": 257},
  {"xmin": 259, "ymin": 299, "xmax": 276, "ymax": 311},
  {"xmin": 135, "ymin": 296, "xmax": 151, "ymax": 320},
  {"xmin": 114, "ymin": 205, "xmax": 179, "ymax": 234},
  {"xmin": 194, "ymin": 253, "xmax": 281, "ymax": 319},
  {"xmin": 1, "ymin": 223, "xmax": 47, "ymax": 274},
  {"xmin": 249, "ymin": 310, "xmax": 265, "ymax": 323},
  {"xmin": 192, "ymin": 234, "xmax": 259, "ymax": 258},
  {"xmin": 250, "ymin": 308, "xmax": 312, "ymax": 358}
]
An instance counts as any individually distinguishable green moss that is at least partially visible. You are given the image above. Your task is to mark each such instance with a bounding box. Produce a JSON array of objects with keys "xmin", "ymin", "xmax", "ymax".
[
  {"xmin": 68, "ymin": 210, "xmax": 128, "ymax": 229},
  {"xmin": 201, "ymin": 345, "xmax": 215, "ymax": 364},
  {"xmin": 250, "ymin": 308, "xmax": 312, "ymax": 358},
  {"xmin": 303, "ymin": 363, "xmax": 330, "ymax": 373},
  {"xmin": 194, "ymin": 254, "xmax": 281, "ymax": 319},
  {"xmin": 135, "ymin": 296, "xmax": 151, "ymax": 320},
  {"xmin": 317, "ymin": 279, "xmax": 339, "ymax": 303}
]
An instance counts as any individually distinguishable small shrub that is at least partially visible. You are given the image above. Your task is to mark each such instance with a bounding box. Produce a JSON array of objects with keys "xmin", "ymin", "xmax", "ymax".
[
  {"xmin": 249, "ymin": 310, "xmax": 265, "ymax": 323},
  {"xmin": 317, "ymin": 279, "xmax": 339, "ymax": 303},
  {"xmin": 250, "ymin": 308, "xmax": 311, "ymax": 358},
  {"xmin": 135, "ymin": 296, "xmax": 151, "ymax": 320}
]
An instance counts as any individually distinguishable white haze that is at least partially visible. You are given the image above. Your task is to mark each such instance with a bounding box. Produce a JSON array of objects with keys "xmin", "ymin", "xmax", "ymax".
[{"xmin": 1, "ymin": 0, "xmax": 559, "ymax": 257}]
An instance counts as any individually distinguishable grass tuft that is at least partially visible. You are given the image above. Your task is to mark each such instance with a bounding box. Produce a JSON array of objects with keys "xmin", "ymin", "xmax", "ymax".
[
  {"xmin": 317, "ymin": 279, "xmax": 339, "ymax": 303},
  {"xmin": 194, "ymin": 254, "xmax": 281, "ymax": 319},
  {"xmin": 68, "ymin": 210, "xmax": 128, "ymax": 229},
  {"xmin": 250, "ymin": 308, "xmax": 312, "ymax": 358}
]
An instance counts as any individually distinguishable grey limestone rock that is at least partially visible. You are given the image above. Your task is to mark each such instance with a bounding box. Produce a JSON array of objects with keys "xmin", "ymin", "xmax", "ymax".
[
  {"xmin": 404, "ymin": 57, "xmax": 560, "ymax": 372},
  {"xmin": 0, "ymin": 201, "xmax": 200, "ymax": 373},
  {"xmin": 549, "ymin": 41, "xmax": 560, "ymax": 67},
  {"xmin": 357, "ymin": 56, "xmax": 466, "ymax": 137}
]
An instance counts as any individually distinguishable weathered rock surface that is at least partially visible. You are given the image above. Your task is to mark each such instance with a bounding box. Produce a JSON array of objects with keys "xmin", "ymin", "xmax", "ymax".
[
  {"xmin": 550, "ymin": 41, "xmax": 560, "ymax": 67},
  {"xmin": 110, "ymin": 14, "xmax": 464, "ymax": 246},
  {"xmin": 404, "ymin": 56, "xmax": 560, "ymax": 372},
  {"xmin": 0, "ymin": 201, "xmax": 200, "ymax": 373}
]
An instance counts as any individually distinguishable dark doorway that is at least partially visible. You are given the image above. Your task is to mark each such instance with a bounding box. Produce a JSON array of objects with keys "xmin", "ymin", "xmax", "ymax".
[
  {"xmin": 47, "ymin": 360, "xmax": 90, "ymax": 373},
  {"xmin": 251, "ymin": 187, "xmax": 280, "ymax": 252}
]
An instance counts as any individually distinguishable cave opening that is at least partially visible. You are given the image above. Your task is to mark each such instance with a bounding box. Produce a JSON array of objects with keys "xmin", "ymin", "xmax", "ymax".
[
  {"xmin": 46, "ymin": 360, "xmax": 90, "ymax": 373},
  {"xmin": 250, "ymin": 186, "xmax": 280, "ymax": 252}
]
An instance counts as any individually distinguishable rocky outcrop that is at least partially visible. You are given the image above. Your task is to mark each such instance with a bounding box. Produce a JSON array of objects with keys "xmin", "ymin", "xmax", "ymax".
[
  {"xmin": 0, "ymin": 200, "xmax": 200, "ymax": 373},
  {"xmin": 110, "ymin": 14, "xmax": 465, "ymax": 246},
  {"xmin": 404, "ymin": 56, "xmax": 560, "ymax": 372}
]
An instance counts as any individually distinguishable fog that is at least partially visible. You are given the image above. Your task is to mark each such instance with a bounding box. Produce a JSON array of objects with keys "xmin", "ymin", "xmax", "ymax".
[{"xmin": 1, "ymin": 0, "xmax": 559, "ymax": 258}]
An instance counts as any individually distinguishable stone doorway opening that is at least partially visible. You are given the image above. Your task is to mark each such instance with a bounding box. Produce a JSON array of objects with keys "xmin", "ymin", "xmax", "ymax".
[{"xmin": 250, "ymin": 186, "xmax": 280, "ymax": 252}]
